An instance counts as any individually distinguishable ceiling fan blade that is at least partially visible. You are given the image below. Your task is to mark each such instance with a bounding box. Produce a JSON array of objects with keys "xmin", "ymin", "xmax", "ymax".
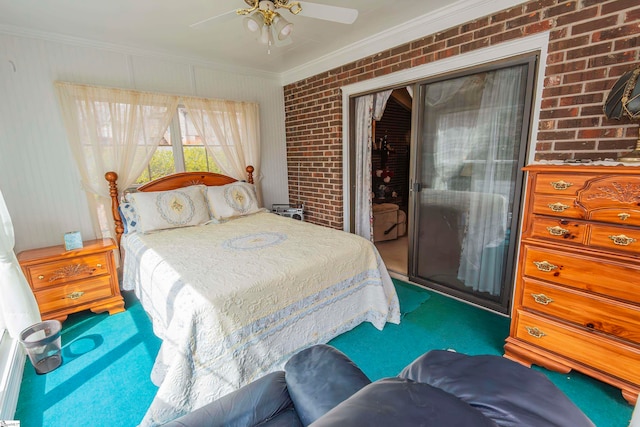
[
  {"xmin": 190, "ymin": 8, "xmax": 237, "ymax": 29},
  {"xmin": 296, "ymin": 2, "xmax": 358, "ymax": 24}
]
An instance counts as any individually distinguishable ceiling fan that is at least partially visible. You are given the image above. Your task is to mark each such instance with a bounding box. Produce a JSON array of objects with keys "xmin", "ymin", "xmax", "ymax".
[{"xmin": 191, "ymin": 1, "xmax": 358, "ymax": 49}]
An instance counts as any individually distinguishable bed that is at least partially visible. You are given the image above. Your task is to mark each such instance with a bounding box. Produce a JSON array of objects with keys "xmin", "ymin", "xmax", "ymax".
[{"xmin": 105, "ymin": 167, "xmax": 401, "ymax": 427}]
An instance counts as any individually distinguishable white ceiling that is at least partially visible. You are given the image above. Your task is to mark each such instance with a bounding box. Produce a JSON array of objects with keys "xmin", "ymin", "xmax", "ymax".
[{"xmin": 0, "ymin": 0, "xmax": 523, "ymax": 83}]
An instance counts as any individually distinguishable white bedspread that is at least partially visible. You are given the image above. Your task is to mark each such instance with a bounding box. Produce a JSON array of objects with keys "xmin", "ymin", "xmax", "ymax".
[{"xmin": 121, "ymin": 211, "xmax": 400, "ymax": 426}]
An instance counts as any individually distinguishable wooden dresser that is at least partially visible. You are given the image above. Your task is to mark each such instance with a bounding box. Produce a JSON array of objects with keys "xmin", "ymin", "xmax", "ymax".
[
  {"xmin": 18, "ymin": 238, "xmax": 125, "ymax": 323},
  {"xmin": 504, "ymin": 164, "xmax": 640, "ymax": 405}
]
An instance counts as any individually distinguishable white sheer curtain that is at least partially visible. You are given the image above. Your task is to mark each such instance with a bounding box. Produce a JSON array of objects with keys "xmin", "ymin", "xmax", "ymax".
[
  {"xmin": 354, "ymin": 90, "xmax": 392, "ymax": 240},
  {"xmin": 426, "ymin": 77, "xmax": 475, "ymax": 190},
  {"xmin": 459, "ymin": 67, "xmax": 524, "ymax": 294},
  {"xmin": 182, "ymin": 97, "xmax": 260, "ymax": 185},
  {"xmin": 55, "ymin": 82, "xmax": 179, "ymax": 241},
  {"xmin": 354, "ymin": 95, "xmax": 374, "ymax": 240},
  {"xmin": 0, "ymin": 188, "xmax": 41, "ymax": 338}
]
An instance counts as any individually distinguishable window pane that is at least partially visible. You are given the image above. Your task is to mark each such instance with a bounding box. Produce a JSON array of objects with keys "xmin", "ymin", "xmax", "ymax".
[
  {"xmin": 136, "ymin": 129, "xmax": 175, "ymax": 184},
  {"xmin": 179, "ymin": 107, "xmax": 221, "ymax": 173}
]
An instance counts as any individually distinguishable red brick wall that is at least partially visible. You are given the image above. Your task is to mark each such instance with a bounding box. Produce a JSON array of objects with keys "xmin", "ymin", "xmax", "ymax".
[{"xmin": 283, "ymin": 0, "xmax": 640, "ymax": 229}]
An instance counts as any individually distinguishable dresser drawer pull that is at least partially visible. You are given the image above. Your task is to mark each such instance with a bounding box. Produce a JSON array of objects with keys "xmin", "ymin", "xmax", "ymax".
[
  {"xmin": 66, "ymin": 291, "xmax": 85, "ymax": 300},
  {"xmin": 547, "ymin": 202, "xmax": 570, "ymax": 212},
  {"xmin": 533, "ymin": 261, "xmax": 558, "ymax": 272},
  {"xmin": 546, "ymin": 226, "xmax": 569, "ymax": 236},
  {"xmin": 96, "ymin": 263, "xmax": 102, "ymax": 268},
  {"xmin": 550, "ymin": 180, "xmax": 573, "ymax": 190},
  {"xmin": 525, "ymin": 326, "xmax": 546, "ymax": 339},
  {"xmin": 608, "ymin": 234, "xmax": 637, "ymax": 246},
  {"xmin": 618, "ymin": 212, "xmax": 631, "ymax": 221},
  {"xmin": 531, "ymin": 293, "xmax": 553, "ymax": 305},
  {"xmin": 38, "ymin": 275, "xmax": 45, "ymax": 280}
]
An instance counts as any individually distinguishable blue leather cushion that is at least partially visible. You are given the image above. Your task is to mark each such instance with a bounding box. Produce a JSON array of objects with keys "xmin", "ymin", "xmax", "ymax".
[
  {"xmin": 284, "ymin": 345, "xmax": 371, "ymax": 426},
  {"xmin": 310, "ymin": 377, "xmax": 498, "ymax": 427},
  {"xmin": 399, "ymin": 350, "xmax": 596, "ymax": 427},
  {"xmin": 161, "ymin": 371, "xmax": 301, "ymax": 427}
]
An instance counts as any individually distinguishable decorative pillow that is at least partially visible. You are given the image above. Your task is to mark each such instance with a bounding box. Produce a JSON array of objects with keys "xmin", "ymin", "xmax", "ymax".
[
  {"xmin": 205, "ymin": 182, "xmax": 262, "ymax": 220},
  {"xmin": 126, "ymin": 185, "xmax": 209, "ymax": 233},
  {"xmin": 118, "ymin": 202, "xmax": 139, "ymax": 235}
]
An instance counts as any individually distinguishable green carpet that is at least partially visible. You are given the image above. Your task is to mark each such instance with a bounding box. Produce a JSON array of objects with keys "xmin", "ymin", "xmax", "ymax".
[
  {"xmin": 15, "ymin": 280, "xmax": 633, "ymax": 426},
  {"xmin": 15, "ymin": 291, "xmax": 161, "ymax": 426}
]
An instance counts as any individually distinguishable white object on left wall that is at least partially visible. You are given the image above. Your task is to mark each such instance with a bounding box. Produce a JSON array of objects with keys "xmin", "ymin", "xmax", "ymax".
[
  {"xmin": 0, "ymin": 329, "xmax": 25, "ymax": 421},
  {"xmin": 0, "ymin": 187, "xmax": 42, "ymax": 420}
]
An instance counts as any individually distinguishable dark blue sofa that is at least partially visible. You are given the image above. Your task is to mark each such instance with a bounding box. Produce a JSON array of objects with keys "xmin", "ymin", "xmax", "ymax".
[{"xmin": 162, "ymin": 344, "xmax": 594, "ymax": 427}]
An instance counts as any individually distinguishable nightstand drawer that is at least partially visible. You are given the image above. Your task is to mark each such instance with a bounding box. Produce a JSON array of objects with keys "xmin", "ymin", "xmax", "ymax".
[
  {"xmin": 34, "ymin": 275, "xmax": 115, "ymax": 315},
  {"xmin": 521, "ymin": 278, "xmax": 640, "ymax": 344},
  {"xmin": 25, "ymin": 253, "xmax": 111, "ymax": 290},
  {"xmin": 521, "ymin": 245, "xmax": 640, "ymax": 304},
  {"xmin": 514, "ymin": 310, "xmax": 640, "ymax": 385}
]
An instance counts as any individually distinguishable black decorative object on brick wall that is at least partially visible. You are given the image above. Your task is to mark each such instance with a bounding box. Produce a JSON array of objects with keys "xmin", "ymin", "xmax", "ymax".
[{"xmin": 604, "ymin": 65, "xmax": 640, "ymax": 162}]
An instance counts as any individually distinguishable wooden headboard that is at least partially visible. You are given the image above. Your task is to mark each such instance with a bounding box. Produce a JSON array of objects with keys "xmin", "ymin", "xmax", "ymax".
[{"xmin": 105, "ymin": 165, "xmax": 254, "ymax": 246}]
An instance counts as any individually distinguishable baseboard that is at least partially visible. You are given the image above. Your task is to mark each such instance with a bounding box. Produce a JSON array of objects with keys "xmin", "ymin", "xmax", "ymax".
[{"xmin": 0, "ymin": 332, "xmax": 25, "ymax": 421}]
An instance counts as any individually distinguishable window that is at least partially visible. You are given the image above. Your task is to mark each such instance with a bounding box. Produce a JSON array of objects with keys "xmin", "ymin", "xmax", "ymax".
[{"xmin": 136, "ymin": 106, "xmax": 221, "ymax": 183}]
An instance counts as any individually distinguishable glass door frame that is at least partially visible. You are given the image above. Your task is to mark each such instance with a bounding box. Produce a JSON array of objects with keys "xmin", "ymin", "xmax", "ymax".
[{"xmin": 407, "ymin": 54, "xmax": 538, "ymax": 315}]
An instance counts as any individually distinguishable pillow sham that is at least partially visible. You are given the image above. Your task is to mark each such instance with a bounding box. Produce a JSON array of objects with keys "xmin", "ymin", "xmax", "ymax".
[
  {"xmin": 205, "ymin": 182, "xmax": 262, "ymax": 220},
  {"xmin": 118, "ymin": 202, "xmax": 139, "ymax": 235},
  {"xmin": 126, "ymin": 185, "xmax": 210, "ymax": 233}
]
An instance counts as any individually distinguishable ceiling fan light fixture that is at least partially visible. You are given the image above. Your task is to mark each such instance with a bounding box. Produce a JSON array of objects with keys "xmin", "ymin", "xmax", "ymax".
[
  {"xmin": 273, "ymin": 15, "xmax": 293, "ymax": 40},
  {"xmin": 243, "ymin": 13, "xmax": 263, "ymax": 33},
  {"xmin": 258, "ymin": 23, "xmax": 271, "ymax": 45}
]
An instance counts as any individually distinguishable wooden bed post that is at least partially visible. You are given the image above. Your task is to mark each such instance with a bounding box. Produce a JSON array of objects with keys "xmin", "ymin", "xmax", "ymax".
[
  {"xmin": 105, "ymin": 171, "xmax": 124, "ymax": 246},
  {"xmin": 246, "ymin": 165, "xmax": 254, "ymax": 184}
]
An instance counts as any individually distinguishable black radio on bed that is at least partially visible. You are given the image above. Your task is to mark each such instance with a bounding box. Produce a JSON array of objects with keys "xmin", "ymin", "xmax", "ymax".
[{"xmin": 272, "ymin": 204, "xmax": 304, "ymax": 221}]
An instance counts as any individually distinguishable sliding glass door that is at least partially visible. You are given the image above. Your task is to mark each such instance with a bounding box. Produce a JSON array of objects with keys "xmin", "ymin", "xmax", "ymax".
[{"xmin": 409, "ymin": 56, "xmax": 536, "ymax": 313}]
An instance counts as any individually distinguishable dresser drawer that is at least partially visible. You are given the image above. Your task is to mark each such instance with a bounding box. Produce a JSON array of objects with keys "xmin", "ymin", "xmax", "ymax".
[
  {"xmin": 520, "ymin": 278, "xmax": 640, "ymax": 343},
  {"xmin": 521, "ymin": 245, "xmax": 640, "ymax": 304},
  {"xmin": 533, "ymin": 173, "xmax": 595, "ymax": 195},
  {"xmin": 24, "ymin": 253, "xmax": 111, "ymax": 290},
  {"xmin": 588, "ymin": 224, "xmax": 640, "ymax": 256},
  {"xmin": 587, "ymin": 208, "xmax": 640, "ymax": 228},
  {"xmin": 514, "ymin": 310, "xmax": 640, "ymax": 386},
  {"xmin": 34, "ymin": 275, "xmax": 115, "ymax": 315},
  {"xmin": 531, "ymin": 194, "xmax": 584, "ymax": 219},
  {"xmin": 526, "ymin": 216, "xmax": 587, "ymax": 245}
]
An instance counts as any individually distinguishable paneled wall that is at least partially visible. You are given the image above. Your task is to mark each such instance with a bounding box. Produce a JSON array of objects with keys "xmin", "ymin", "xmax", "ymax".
[
  {"xmin": 284, "ymin": 0, "xmax": 640, "ymax": 230},
  {"xmin": 0, "ymin": 33, "xmax": 289, "ymax": 252}
]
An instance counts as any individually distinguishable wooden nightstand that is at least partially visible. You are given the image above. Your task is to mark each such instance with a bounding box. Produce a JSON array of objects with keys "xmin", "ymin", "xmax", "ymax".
[{"xmin": 18, "ymin": 238, "xmax": 125, "ymax": 323}]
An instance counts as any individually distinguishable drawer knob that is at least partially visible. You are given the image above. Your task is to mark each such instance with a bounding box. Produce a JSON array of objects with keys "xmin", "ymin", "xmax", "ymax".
[
  {"xmin": 66, "ymin": 291, "xmax": 85, "ymax": 300},
  {"xmin": 533, "ymin": 260, "xmax": 558, "ymax": 272},
  {"xmin": 618, "ymin": 212, "xmax": 631, "ymax": 221},
  {"xmin": 531, "ymin": 293, "xmax": 553, "ymax": 305},
  {"xmin": 547, "ymin": 202, "xmax": 570, "ymax": 213},
  {"xmin": 38, "ymin": 275, "xmax": 45, "ymax": 280},
  {"xmin": 96, "ymin": 263, "xmax": 102, "ymax": 268},
  {"xmin": 550, "ymin": 180, "xmax": 573, "ymax": 190},
  {"xmin": 546, "ymin": 226, "xmax": 569, "ymax": 236},
  {"xmin": 608, "ymin": 234, "xmax": 637, "ymax": 246},
  {"xmin": 525, "ymin": 326, "xmax": 546, "ymax": 338}
]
